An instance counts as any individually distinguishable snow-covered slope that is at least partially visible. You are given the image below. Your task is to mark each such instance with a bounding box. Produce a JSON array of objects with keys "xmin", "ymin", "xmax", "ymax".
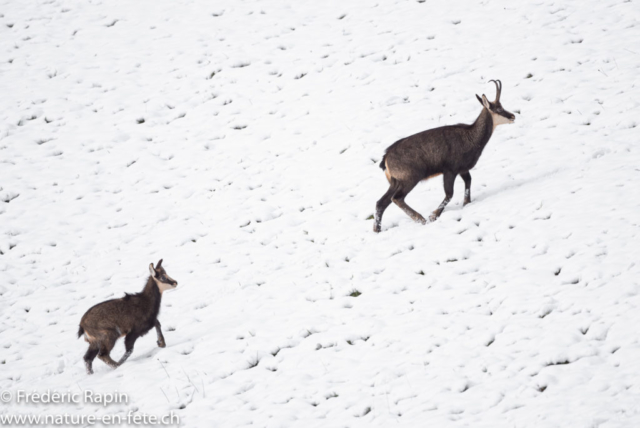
[{"xmin": 1, "ymin": 0, "xmax": 639, "ymax": 426}]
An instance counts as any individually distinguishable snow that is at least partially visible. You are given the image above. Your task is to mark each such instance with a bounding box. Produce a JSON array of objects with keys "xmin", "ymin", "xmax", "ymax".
[{"xmin": 1, "ymin": 0, "xmax": 640, "ymax": 426}]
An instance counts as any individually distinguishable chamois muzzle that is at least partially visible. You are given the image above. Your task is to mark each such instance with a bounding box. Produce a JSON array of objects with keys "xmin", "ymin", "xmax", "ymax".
[{"xmin": 161, "ymin": 275, "xmax": 178, "ymax": 288}]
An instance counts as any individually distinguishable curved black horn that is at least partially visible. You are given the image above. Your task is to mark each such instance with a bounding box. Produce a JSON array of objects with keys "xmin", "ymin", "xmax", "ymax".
[{"xmin": 489, "ymin": 79, "xmax": 502, "ymax": 102}]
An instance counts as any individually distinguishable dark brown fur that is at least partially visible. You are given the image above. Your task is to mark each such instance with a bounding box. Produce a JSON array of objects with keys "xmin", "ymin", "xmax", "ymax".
[
  {"xmin": 373, "ymin": 80, "xmax": 515, "ymax": 232},
  {"xmin": 78, "ymin": 259, "xmax": 177, "ymax": 374}
]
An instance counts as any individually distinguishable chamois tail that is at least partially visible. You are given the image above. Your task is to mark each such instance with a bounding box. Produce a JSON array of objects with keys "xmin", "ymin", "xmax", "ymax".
[
  {"xmin": 379, "ymin": 154, "xmax": 387, "ymax": 171},
  {"xmin": 77, "ymin": 326, "xmax": 85, "ymax": 339}
]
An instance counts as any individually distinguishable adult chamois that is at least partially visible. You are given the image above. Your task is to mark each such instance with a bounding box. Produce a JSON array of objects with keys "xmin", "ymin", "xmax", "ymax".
[
  {"xmin": 78, "ymin": 259, "xmax": 177, "ymax": 374},
  {"xmin": 373, "ymin": 80, "xmax": 515, "ymax": 233}
]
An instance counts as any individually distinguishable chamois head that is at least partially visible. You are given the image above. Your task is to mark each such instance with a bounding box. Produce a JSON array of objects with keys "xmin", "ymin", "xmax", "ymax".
[
  {"xmin": 476, "ymin": 80, "xmax": 515, "ymax": 128},
  {"xmin": 149, "ymin": 259, "xmax": 178, "ymax": 293}
]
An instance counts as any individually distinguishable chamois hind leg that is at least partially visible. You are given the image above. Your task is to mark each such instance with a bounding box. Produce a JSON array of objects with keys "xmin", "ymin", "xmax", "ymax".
[
  {"xmin": 392, "ymin": 181, "xmax": 426, "ymax": 225},
  {"xmin": 118, "ymin": 332, "xmax": 140, "ymax": 366},
  {"xmin": 430, "ymin": 171, "xmax": 456, "ymax": 222},
  {"xmin": 460, "ymin": 171, "xmax": 472, "ymax": 206},
  {"xmin": 97, "ymin": 331, "xmax": 120, "ymax": 369},
  {"xmin": 83, "ymin": 343, "xmax": 99, "ymax": 375},
  {"xmin": 155, "ymin": 320, "xmax": 166, "ymax": 348},
  {"xmin": 374, "ymin": 178, "xmax": 400, "ymax": 233}
]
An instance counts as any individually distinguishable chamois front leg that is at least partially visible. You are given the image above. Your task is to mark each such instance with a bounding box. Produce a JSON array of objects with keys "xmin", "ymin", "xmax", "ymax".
[
  {"xmin": 430, "ymin": 171, "xmax": 456, "ymax": 222},
  {"xmin": 155, "ymin": 320, "xmax": 166, "ymax": 348},
  {"xmin": 460, "ymin": 171, "xmax": 472, "ymax": 206}
]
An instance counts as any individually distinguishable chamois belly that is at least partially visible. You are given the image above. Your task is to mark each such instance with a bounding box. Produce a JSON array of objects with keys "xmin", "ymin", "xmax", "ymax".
[
  {"xmin": 421, "ymin": 173, "xmax": 442, "ymax": 182},
  {"xmin": 386, "ymin": 152, "xmax": 443, "ymax": 182}
]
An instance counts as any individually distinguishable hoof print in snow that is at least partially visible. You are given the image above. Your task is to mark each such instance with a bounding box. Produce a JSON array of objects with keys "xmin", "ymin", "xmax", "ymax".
[
  {"xmin": 539, "ymin": 308, "xmax": 553, "ymax": 319},
  {"xmin": 356, "ymin": 407, "xmax": 372, "ymax": 417},
  {"xmin": 547, "ymin": 359, "xmax": 571, "ymax": 366},
  {"xmin": 2, "ymin": 193, "xmax": 19, "ymax": 203},
  {"xmin": 247, "ymin": 356, "xmax": 260, "ymax": 369}
]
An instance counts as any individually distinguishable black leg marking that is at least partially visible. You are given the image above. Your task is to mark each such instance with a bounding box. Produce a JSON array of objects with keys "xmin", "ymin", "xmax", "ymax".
[
  {"xmin": 430, "ymin": 171, "xmax": 456, "ymax": 221},
  {"xmin": 374, "ymin": 179, "xmax": 400, "ymax": 233},
  {"xmin": 83, "ymin": 345, "xmax": 99, "ymax": 375},
  {"xmin": 118, "ymin": 333, "xmax": 140, "ymax": 366},
  {"xmin": 155, "ymin": 320, "xmax": 166, "ymax": 348},
  {"xmin": 460, "ymin": 171, "xmax": 472, "ymax": 206}
]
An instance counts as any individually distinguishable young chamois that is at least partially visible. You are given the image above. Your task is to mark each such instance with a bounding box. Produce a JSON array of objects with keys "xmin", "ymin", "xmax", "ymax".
[
  {"xmin": 373, "ymin": 80, "xmax": 515, "ymax": 233},
  {"xmin": 78, "ymin": 260, "xmax": 177, "ymax": 374}
]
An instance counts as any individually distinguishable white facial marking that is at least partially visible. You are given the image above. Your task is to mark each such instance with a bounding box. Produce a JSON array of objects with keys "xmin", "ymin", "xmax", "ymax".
[
  {"xmin": 491, "ymin": 112, "xmax": 512, "ymax": 131},
  {"xmin": 156, "ymin": 277, "xmax": 177, "ymax": 294}
]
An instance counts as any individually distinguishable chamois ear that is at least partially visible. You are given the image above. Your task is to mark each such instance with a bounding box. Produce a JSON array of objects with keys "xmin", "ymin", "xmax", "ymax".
[
  {"xmin": 157, "ymin": 259, "xmax": 163, "ymax": 268},
  {"xmin": 149, "ymin": 263, "xmax": 157, "ymax": 277},
  {"xmin": 481, "ymin": 94, "xmax": 491, "ymax": 110},
  {"xmin": 476, "ymin": 94, "xmax": 484, "ymax": 106}
]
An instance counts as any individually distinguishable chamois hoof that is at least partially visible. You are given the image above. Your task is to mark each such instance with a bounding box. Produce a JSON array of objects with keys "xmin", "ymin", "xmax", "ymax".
[
  {"xmin": 463, "ymin": 199, "xmax": 471, "ymax": 206},
  {"xmin": 428, "ymin": 213, "xmax": 438, "ymax": 222},
  {"xmin": 373, "ymin": 223, "xmax": 381, "ymax": 233},
  {"xmin": 157, "ymin": 340, "xmax": 166, "ymax": 348}
]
